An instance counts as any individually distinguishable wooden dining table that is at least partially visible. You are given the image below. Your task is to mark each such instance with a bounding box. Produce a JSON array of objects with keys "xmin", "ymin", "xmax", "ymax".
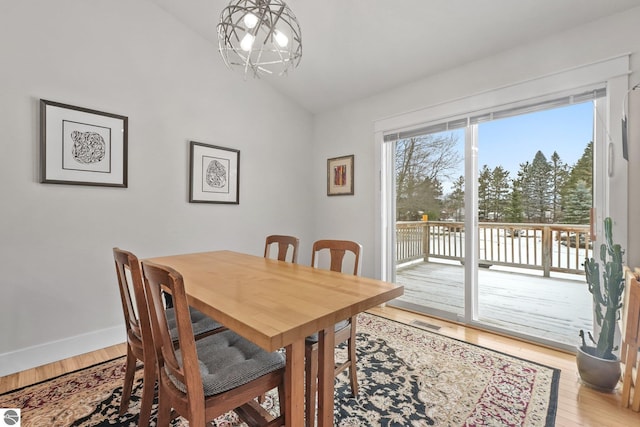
[{"xmin": 144, "ymin": 250, "xmax": 403, "ymax": 426}]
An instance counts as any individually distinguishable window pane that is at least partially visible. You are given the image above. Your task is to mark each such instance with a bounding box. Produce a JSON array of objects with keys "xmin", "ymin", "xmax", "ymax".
[{"xmin": 475, "ymin": 102, "xmax": 594, "ymax": 344}]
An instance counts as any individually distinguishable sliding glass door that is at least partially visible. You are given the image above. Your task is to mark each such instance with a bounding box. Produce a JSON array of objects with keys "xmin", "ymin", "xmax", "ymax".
[
  {"xmin": 393, "ymin": 128, "xmax": 465, "ymax": 320},
  {"xmin": 473, "ymin": 102, "xmax": 596, "ymax": 344},
  {"xmin": 383, "ymin": 88, "xmax": 623, "ymax": 350}
]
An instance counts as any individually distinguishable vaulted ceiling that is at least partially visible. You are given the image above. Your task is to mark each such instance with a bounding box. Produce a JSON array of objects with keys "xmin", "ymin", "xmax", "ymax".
[{"xmin": 149, "ymin": 0, "xmax": 640, "ymax": 113}]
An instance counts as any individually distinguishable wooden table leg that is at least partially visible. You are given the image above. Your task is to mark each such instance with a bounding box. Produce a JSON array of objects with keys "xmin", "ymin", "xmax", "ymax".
[
  {"xmin": 285, "ymin": 340, "xmax": 305, "ymax": 427},
  {"xmin": 317, "ymin": 326, "xmax": 335, "ymax": 427}
]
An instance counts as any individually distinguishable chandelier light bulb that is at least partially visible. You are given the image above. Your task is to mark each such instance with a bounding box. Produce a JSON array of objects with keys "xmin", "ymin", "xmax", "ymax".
[
  {"xmin": 273, "ymin": 29, "xmax": 289, "ymax": 48},
  {"xmin": 240, "ymin": 33, "xmax": 255, "ymax": 52},
  {"xmin": 218, "ymin": 0, "xmax": 302, "ymax": 78},
  {"xmin": 243, "ymin": 12, "xmax": 259, "ymax": 29}
]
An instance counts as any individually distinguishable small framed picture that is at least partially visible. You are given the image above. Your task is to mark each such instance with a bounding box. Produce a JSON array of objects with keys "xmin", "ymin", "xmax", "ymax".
[
  {"xmin": 327, "ymin": 154, "xmax": 354, "ymax": 196},
  {"xmin": 189, "ymin": 141, "xmax": 240, "ymax": 204},
  {"xmin": 40, "ymin": 99, "xmax": 128, "ymax": 187}
]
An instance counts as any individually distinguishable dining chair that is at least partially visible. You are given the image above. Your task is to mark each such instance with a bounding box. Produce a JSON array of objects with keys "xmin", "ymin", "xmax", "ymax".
[
  {"xmin": 140, "ymin": 260, "xmax": 286, "ymax": 426},
  {"xmin": 305, "ymin": 239, "xmax": 361, "ymax": 426},
  {"xmin": 264, "ymin": 234, "xmax": 300, "ymax": 263},
  {"xmin": 621, "ymin": 267, "xmax": 640, "ymax": 411},
  {"xmin": 112, "ymin": 248, "xmax": 224, "ymax": 426}
]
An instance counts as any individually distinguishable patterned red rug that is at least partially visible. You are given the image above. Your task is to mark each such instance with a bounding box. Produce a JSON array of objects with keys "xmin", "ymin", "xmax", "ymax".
[{"xmin": 0, "ymin": 313, "xmax": 559, "ymax": 426}]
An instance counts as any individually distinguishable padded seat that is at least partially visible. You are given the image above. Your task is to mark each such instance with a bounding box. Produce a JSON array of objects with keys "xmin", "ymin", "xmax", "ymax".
[{"xmin": 170, "ymin": 329, "xmax": 285, "ymax": 396}]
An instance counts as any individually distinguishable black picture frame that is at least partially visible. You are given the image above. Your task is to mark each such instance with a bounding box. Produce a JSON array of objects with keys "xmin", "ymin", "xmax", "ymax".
[
  {"xmin": 40, "ymin": 99, "xmax": 128, "ymax": 187},
  {"xmin": 189, "ymin": 141, "xmax": 240, "ymax": 204}
]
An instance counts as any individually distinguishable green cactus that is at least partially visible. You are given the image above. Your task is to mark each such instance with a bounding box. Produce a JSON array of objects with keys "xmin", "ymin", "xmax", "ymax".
[{"xmin": 581, "ymin": 217, "xmax": 625, "ymax": 360}]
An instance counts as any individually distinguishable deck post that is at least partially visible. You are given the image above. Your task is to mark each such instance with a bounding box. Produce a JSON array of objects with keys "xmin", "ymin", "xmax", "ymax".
[
  {"xmin": 422, "ymin": 223, "xmax": 430, "ymax": 262},
  {"xmin": 542, "ymin": 226, "xmax": 551, "ymax": 277}
]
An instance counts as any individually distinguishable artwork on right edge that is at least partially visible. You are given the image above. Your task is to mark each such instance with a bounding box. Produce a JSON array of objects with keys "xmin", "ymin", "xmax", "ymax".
[{"xmin": 327, "ymin": 154, "xmax": 354, "ymax": 196}]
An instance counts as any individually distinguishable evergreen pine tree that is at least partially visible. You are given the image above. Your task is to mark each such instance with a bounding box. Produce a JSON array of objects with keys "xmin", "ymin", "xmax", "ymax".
[
  {"xmin": 563, "ymin": 180, "xmax": 592, "ymax": 224},
  {"xmin": 478, "ymin": 165, "xmax": 491, "ymax": 220},
  {"xmin": 526, "ymin": 151, "xmax": 553, "ymax": 222},
  {"xmin": 550, "ymin": 151, "xmax": 569, "ymax": 222}
]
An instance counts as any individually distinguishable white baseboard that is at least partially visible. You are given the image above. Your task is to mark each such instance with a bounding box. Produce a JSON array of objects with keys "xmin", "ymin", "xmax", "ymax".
[{"xmin": 0, "ymin": 326, "xmax": 126, "ymax": 377}]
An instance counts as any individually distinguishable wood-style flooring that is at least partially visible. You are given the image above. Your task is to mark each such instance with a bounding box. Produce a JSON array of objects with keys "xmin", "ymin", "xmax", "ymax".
[{"xmin": 1, "ymin": 306, "xmax": 639, "ymax": 426}]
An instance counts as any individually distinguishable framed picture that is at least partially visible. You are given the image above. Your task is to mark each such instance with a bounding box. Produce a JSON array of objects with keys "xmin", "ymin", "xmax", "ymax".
[
  {"xmin": 189, "ymin": 141, "xmax": 240, "ymax": 204},
  {"xmin": 327, "ymin": 154, "xmax": 354, "ymax": 196},
  {"xmin": 40, "ymin": 99, "xmax": 128, "ymax": 187}
]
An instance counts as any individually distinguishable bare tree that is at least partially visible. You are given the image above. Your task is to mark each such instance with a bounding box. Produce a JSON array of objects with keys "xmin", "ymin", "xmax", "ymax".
[{"xmin": 395, "ymin": 133, "xmax": 462, "ymax": 220}]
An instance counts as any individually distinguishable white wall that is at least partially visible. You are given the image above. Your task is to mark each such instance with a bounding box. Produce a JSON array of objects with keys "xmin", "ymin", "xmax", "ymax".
[
  {"xmin": 312, "ymin": 7, "xmax": 640, "ymax": 279},
  {"xmin": 0, "ymin": 0, "xmax": 314, "ymax": 375}
]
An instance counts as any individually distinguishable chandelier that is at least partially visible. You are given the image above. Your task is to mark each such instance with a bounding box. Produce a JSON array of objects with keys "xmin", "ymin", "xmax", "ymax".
[{"xmin": 217, "ymin": 0, "xmax": 302, "ymax": 78}]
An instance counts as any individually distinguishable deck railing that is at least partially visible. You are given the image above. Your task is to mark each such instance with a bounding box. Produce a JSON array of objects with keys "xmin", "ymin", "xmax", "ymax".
[{"xmin": 396, "ymin": 221, "xmax": 593, "ymax": 276}]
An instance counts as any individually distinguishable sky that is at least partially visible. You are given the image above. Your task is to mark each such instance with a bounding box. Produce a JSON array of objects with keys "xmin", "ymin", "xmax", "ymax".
[{"xmin": 443, "ymin": 101, "xmax": 594, "ymax": 194}]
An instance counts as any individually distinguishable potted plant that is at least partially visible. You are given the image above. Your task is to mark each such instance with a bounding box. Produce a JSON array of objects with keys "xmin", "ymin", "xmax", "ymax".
[{"xmin": 576, "ymin": 217, "xmax": 625, "ymax": 391}]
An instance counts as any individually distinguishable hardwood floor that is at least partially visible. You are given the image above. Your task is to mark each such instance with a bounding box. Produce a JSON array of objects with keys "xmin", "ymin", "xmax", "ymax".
[
  {"xmin": 1, "ymin": 307, "xmax": 639, "ymax": 426},
  {"xmin": 0, "ymin": 342, "xmax": 127, "ymax": 394}
]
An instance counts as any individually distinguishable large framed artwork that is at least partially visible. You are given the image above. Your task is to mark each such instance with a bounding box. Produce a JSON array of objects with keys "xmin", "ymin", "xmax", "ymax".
[
  {"xmin": 189, "ymin": 141, "xmax": 240, "ymax": 204},
  {"xmin": 40, "ymin": 99, "xmax": 128, "ymax": 187},
  {"xmin": 327, "ymin": 154, "xmax": 354, "ymax": 196}
]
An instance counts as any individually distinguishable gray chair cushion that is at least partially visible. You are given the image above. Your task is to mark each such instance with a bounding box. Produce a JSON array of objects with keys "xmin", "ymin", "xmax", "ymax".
[
  {"xmin": 168, "ymin": 330, "xmax": 285, "ymax": 396},
  {"xmin": 305, "ymin": 319, "xmax": 350, "ymax": 343},
  {"xmin": 166, "ymin": 307, "xmax": 223, "ymax": 340}
]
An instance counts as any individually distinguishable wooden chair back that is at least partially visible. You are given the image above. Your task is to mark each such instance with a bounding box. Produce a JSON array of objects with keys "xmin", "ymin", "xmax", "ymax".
[
  {"xmin": 311, "ymin": 239, "xmax": 361, "ymax": 275},
  {"xmin": 621, "ymin": 267, "xmax": 640, "ymax": 411},
  {"xmin": 140, "ymin": 261, "xmax": 206, "ymax": 405},
  {"xmin": 264, "ymin": 234, "xmax": 300, "ymax": 263},
  {"xmin": 112, "ymin": 248, "xmax": 156, "ymax": 426},
  {"xmin": 113, "ymin": 248, "xmax": 154, "ymax": 352}
]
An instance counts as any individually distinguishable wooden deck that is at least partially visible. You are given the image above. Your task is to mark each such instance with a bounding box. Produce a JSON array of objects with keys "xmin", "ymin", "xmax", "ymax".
[{"xmin": 392, "ymin": 260, "xmax": 593, "ymax": 347}]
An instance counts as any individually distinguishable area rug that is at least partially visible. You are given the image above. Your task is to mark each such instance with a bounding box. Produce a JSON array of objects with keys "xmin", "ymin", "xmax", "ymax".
[{"xmin": 0, "ymin": 313, "xmax": 559, "ymax": 426}]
